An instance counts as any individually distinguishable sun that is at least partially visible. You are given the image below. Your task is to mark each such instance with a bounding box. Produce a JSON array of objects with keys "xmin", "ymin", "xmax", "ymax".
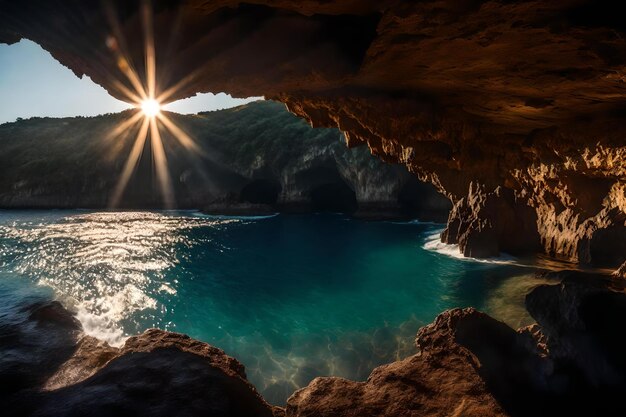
[{"xmin": 140, "ymin": 98, "xmax": 161, "ymax": 117}]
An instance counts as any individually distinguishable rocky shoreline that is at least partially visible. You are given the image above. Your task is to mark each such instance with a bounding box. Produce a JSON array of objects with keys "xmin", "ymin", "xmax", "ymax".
[{"xmin": 3, "ymin": 270, "xmax": 625, "ymax": 416}]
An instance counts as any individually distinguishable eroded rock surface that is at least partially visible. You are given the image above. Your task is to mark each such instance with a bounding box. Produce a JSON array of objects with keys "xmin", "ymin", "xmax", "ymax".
[
  {"xmin": 1, "ymin": 0, "xmax": 625, "ymax": 266},
  {"xmin": 286, "ymin": 272, "xmax": 626, "ymax": 417},
  {"xmin": 287, "ymin": 308, "xmax": 508, "ymax": 417},
  {"xmin": 3, "ymin": 271, "xmax": 626, "ymax": 416},
  {"xmin": 29, "ymin": 330, "xmax": 280, "ymax": 417},
  {"xmin": 0, "ymin": 285, "xmax": 279, "ymax": 417}
]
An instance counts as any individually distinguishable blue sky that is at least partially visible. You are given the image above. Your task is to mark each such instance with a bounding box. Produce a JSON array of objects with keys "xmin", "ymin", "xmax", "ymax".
[{"xmin": 0, "ymin": 40, "xmax": 260, "ymax": 124}]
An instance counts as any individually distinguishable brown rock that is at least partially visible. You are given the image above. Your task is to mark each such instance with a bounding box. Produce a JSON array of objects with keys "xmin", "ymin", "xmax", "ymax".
[
  {"xmin": 613, "ymin": 261, "xmax": 626, "ymax": 279},
  {"xmin": 32, "ymin": 329, "xmax": 280, "ymax": 417},
  {"xmin": 1, "ymin": 297, "xmax": 280, "ymax": 417},
  {"xmin": 286, "ymin": 308, "xmax": 509, "ymax": 417}
]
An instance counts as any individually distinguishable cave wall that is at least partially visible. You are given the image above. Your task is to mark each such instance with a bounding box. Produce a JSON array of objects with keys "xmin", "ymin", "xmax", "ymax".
[{"xmin": 1, "ymin": 0, "xmax": 625, "ymax": 266}]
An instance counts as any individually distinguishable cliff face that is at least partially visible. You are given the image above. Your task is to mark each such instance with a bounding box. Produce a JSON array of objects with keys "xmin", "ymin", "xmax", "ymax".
[
  {"xmin": 0, "ymin": 101, "xmax": 450, "ymax": 220},
  {"xmin": 1, "ymin": 0, "xmax": 623, "ymax": 266}
]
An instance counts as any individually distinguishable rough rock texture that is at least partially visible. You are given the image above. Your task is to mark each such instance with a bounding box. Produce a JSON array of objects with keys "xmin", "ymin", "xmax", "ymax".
[
  {"xmin": 287, "ymin": 272, "xmax": 626, "ymax": 417},
  {"xmin": 28, "ymin": 330, "xmax": 281, "ymax": 417},
  {"xmin": 1, "ymin": 0, "xmax": 625, "ymax": 266},
  {"xmin": 3, "ymin": 272, "xmax": 626, "ymax": 416},
  {"xmin": 287, "ymin": 308, "xmax": 509, "ymax": 417},
  {"xmin": 0, "ymin": 101, "xmax": 450, "ymax": 220},
  {"xmin": 525, "ymin": 273, "xmax": 626, "ymax": 394},
  {"xmin": 612, "ymin": 261, "xmax": 626, "ymax": 279},
  {"xmin": 1, "ymin": 299, "xmax": 280, "ymax": 416}
]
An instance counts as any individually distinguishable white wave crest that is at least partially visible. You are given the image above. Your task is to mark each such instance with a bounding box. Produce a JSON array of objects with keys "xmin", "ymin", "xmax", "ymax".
[{"xmin": 423, "ymin": 231, "xmax": 519, "ymax": 265}]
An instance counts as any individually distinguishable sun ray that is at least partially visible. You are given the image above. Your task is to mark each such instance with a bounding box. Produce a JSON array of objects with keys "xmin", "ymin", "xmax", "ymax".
[
  {"xmin": 109, "ymin": 116, "xmax": 151, "ymax": 208},
  {"xmin": 111, "ymin": 79, "xmax": 144, "ymax": 105},
  {"xmin": 156, "ymin": 113, "xmax": 205, "ymax": 156},
  {"xmin": 104, "ymin": 111, "xmax": 144, "ymax": 143},
  {"xmin": 149, "ymin": 117, "xmax": 175, "ymax": 209},
  {"xmin": 102, "ymin": 1, "xmax": 148, "ymax": 100},
  {"xmin": 102, "ymin": 1, "xmax": 216, "ymax": 209},
  {"xmin": 156, "ymin": 112, "xmax": 220, "ymax": 190},
  {"xmin": 141, "ymin": 0, "xmax": 157, "ymax": 100},
  {"xmin": 156, "ymin": 68, "xmax": 202, "ymax": 104}
]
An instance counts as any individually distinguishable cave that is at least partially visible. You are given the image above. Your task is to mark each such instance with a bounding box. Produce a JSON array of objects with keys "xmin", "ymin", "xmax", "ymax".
[
  {"xmin": 397, "ymin": 177, "xmax": 452, "ymax": 222},
  {"xmin": 239, "ymin": 179, "xmax": 281, "ymax": 205},
  {"xmin": 309, "ymin": 181, "xmax": 358, "ymax": 214},
  {"xmin": 2, "ymin": 1, "xmax": 626, "ymax": 416},
  {"xmin": 589, "ymin": 225, "xmax": 626, "ymax": 267}
]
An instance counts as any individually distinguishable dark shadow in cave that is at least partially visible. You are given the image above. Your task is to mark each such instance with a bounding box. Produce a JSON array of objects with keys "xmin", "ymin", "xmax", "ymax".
[
  {"xmin": 310, "ymin": 182, "xmax": 358, "ymax": 214},
  {"xmin": 239, "ymin": 179, "xmax": 281, "ymax": 205},
  {"xmin": 397, "ymin": 176, "xmax": 452, "ymax": 222},
  {"xmin": 589, "ymin": 224, "xmax": 626, "ymax": 268}
]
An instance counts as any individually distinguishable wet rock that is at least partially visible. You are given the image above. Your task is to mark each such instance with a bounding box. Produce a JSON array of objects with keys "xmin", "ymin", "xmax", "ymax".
[
  {"xmin": 1, "ymin": 293, "xmax": 281, "ymax": 417},
  {"xmin": 525, "ymin": 273, "xmax": 626, "ymax": 390},
  {"xmin": 32, "ymin": 330, "xmax": 280, "ymax": 417},
  {"xmin": 286, "ymin": 308, "xmax": 509, "ymax": 417},
  {"xmin": 612, "ymin": 262, "xmax": 626, "ymax": 279},
  {"xmin": 441, "ymin": 183, "xmax": 541, "ymax": 258},
  {"xmin": 0, "ymin": 300, "xmax": 80, "ymax": 399}
]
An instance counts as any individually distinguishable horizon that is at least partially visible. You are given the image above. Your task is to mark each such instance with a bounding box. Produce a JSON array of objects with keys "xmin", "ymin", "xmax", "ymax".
[
  {"xmin": 0, "ymin": 39, "xmax": 260, "ymax": 124},
  {"xmin": 0, "ymin": 97, "xmax": 266, "ymax": 126}
]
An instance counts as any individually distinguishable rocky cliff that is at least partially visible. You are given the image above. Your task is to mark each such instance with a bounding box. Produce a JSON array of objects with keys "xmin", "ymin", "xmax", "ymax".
[
  {"xmin": 1, "ymin": 0, "xmax": 624, "ymax": 268},
  {"xmin": 3, "ymin": 271, "xmax": 626, "ymax": 416},
  {"xmin": 0, "ymin": 101, "xmax": 450, "ymax": 220}
]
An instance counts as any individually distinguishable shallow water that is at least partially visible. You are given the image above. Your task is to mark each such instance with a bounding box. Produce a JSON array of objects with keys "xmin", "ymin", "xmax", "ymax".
[{"xmin": 0, "ymin": 210, "xmax": 545, "ymax": 404}]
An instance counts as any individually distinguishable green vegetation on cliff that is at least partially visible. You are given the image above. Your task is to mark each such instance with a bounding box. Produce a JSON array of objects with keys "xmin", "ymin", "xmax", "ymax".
[{"xmin": 0, "ymin": 101, "xmax": 449, "ymax": 218}]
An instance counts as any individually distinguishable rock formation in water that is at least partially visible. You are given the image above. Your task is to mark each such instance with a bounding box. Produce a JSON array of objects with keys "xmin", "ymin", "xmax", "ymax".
[
  {"xmin": 287, "ymin": 272, "xmax": 626, "ymax": 417},
  {"xmin": 0, "ymin": 101, "xmax": 450, "ymax": 220},
  {"xmin": 3, "ymin": 271, "xmax": 626, "ymax": 416},
  {"xmin": 0, "ymin": 288, "xmax": 279, "ymax": 416},
  {"xmin": 1, "ymin": 0, "xmax": 624, "ymax": 267}
]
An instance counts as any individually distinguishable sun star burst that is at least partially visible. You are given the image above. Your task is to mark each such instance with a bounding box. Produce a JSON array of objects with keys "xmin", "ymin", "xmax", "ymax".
[
  {"xmin": 104, "ymin": 0, "xmax": 205, "ymax": 210},
  {"xmin": 140, "ymin": 98, "xmax": 161, "ymax": 117}
]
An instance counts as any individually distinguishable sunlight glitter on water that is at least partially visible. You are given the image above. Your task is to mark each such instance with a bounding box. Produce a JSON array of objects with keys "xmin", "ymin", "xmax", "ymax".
[
  {"xmin": 0, "ymin": 211, "xmax": 542, "ymax": 404},
  {"xmin": 0, "ymin": 211, "xmax": 238, "ymax": 345}
]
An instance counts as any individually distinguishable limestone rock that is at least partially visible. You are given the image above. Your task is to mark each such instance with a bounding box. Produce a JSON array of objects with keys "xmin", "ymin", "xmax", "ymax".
[{"xmin": 0, "ymin": 293, "xmax": 280, "ymax": 417}]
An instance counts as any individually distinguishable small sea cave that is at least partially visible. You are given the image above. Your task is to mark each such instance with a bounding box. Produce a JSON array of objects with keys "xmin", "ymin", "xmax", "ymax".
[
  {"xmin": 309, "ymin": 181, "xmax": 358, "ymax": 214},
  {"xmin": 239, "ymin": 179, "xmax": 282, "ymax": 205},
  {"xmin": 3, "ymin": 1, "xmax": 626, "ymax": 416},
  {"xmin": 397, "ymin": 177, "xmax": 452, "ymax": 222},
  {"xmin": 589, "ymin": 224, "xmax": 626, "ymax": 267}
]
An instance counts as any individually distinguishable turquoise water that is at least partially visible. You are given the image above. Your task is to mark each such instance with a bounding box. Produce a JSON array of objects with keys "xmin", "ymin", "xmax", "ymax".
[{"xmin": 0, "ymin": 210, "xmax": 540, "ymax": 404}]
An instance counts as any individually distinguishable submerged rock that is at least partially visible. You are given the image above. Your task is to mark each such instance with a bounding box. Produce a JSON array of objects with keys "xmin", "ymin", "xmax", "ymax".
[
  {"xmin": 1, "ymin": 296, "xmax": 280, "ymax": 416},
  {"xmin": 287, "ymin": 273, "xmax": 626, "ymax": 417}
]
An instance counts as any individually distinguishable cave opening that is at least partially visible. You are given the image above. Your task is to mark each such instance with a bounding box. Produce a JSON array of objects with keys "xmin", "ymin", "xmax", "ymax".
[
  {"xmin": 310, "ymin": 181, "xmax": 358, "ymax": 214},
  {"xmin": 589, "ymin": 225, "xmax": 626, "ymax": 267},
  {"xmin": 397, "ymin": 177, "xmax": 452, "ymax": 222},
  {"xmin": 239, "ymin": 179, "xmax": 282, "ymax": 205}
]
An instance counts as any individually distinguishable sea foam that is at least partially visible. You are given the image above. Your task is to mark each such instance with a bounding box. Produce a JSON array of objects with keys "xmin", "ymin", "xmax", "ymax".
[{"xmin": 423, "ymin": 230, "xmax": 519, "ymax": 265}]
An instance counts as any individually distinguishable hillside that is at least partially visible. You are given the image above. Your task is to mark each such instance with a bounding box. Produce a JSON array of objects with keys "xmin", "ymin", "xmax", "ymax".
[{"xmin": 0, "ymin": 101, "xmax": 449, "ymax": 219}]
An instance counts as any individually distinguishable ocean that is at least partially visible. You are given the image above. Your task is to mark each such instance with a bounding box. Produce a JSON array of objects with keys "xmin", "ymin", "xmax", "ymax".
[{"xmin": 0, "ymin": 210, "xmax": 545, "ymax": 404}]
